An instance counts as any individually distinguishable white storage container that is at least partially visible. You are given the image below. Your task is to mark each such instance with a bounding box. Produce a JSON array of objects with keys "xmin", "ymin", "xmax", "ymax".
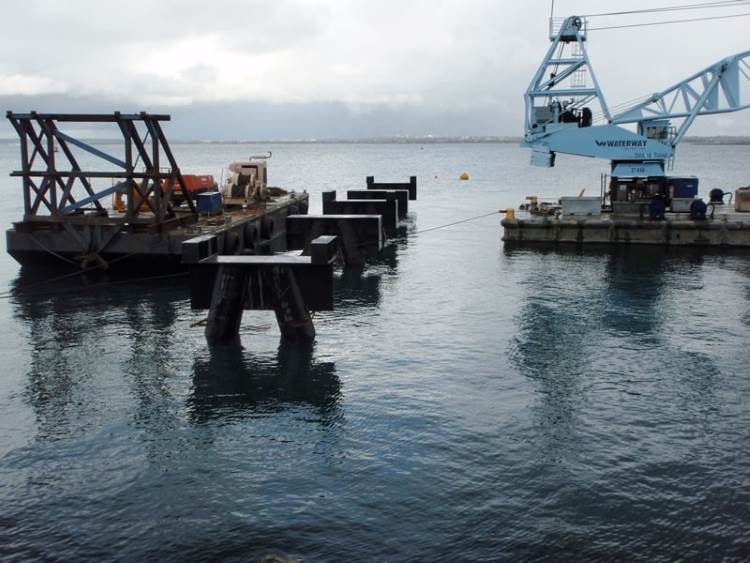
[
  {"xmin": 736, "ymin": 187, "xmax": 750, "ymax": 212},
  {"xmin": 559, "ymin": 196, "xmax": 601, "ymax": 217}
]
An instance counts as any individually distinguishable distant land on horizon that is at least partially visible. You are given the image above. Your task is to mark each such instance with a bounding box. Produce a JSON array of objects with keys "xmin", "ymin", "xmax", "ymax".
[
  {"xmin": 0, "ymin": 135, "xmax": 749, "ymax": 145},
  {"xmin": 169, "ymin": 135, "xmax": 750, "ymax": 145}
]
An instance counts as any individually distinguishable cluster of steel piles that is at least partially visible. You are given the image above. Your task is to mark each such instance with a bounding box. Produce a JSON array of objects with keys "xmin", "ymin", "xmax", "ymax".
[{"xmin": 185, "ymin": 176, "xmax": 419, "ymax": 344}]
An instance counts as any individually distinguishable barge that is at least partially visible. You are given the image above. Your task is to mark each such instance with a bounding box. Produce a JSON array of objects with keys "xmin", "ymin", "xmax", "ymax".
[
  {"xmin": 5, "ymin": 112, "xmax": 308, "ymax": 272},
  {"xmin": 7, "ymin": 192, "xmax": 309, "ymax": 271},
  {"xmin": 502, "ymin": 186, "xmax": 750, "ymax": 247}
]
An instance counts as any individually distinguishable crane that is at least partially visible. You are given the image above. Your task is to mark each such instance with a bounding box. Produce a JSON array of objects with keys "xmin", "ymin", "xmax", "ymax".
[{"xmin": 522, "ymin": 15, "xmax": 750, "ymax": 206}]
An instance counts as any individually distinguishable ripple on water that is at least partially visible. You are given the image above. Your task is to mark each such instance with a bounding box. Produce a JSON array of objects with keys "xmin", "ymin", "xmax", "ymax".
[{"xmin": 1, "ymin": 143, "xmax": 749, "ymax": 560}]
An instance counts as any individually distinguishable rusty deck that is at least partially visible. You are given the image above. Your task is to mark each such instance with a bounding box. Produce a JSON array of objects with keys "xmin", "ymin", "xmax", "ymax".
[{"xmin": 7, "ymin": 192, "xmax": 309, "ymax": 271}]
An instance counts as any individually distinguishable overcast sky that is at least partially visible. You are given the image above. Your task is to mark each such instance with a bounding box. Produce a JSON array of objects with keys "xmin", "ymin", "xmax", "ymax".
[{"xmin": 1, "ymin": 0, "xmax": 749, "ymax": 139}]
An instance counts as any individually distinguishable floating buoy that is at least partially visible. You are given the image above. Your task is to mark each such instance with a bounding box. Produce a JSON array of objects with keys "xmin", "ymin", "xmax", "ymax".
[{"xmin": 459, "ymin": 171, "xmax": 470, "ymax": 181}]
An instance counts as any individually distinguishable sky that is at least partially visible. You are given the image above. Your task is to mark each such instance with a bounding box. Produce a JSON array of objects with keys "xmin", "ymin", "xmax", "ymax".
[{"xmin": 1, "ymin": 0, "xmax": 749, "ymax": 139}]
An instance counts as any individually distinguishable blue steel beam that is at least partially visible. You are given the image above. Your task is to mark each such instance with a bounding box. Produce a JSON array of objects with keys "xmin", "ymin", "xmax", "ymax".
[
  {"xmin": 61, "ymin": 181, "xmax": 128, "ymax": 214},
  {"xmin": 54, "ymin": 131, "xmax": 127, "ymax": 169}
]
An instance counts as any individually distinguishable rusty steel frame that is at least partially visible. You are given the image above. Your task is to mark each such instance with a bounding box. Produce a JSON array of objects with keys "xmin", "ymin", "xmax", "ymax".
[{"xmin": 6, "ymin": 111, "xmax": 197, "ymax": 228}]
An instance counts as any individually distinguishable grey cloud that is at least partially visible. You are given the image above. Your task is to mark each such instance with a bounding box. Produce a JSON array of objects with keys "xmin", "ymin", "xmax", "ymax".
[
  {"xmin": 0, "ymin": 0, "xmax": 748, "ymax": 138},
  {"xmin": 1, "ymin": 93, "xmax": 510, "ymax": 139}
]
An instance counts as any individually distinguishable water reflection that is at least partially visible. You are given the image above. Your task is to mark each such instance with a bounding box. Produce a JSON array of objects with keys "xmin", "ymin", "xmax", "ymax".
[
  {"xmin": 600, "ymin": 247, "xmax": 674, "ymax": 336},
  {"xmin": 330, "ymin": 236, "xmax": 404, "ymax": 311},
  {"xmin": 742, "ymin": 261, "xmax": 750, "ymax": 328},
  {"xmin": 507, "ymin": 250, "xmax": 603, "ymax": 458},
  {"xmin": 188, "ymin": 341, "xmax": 341, "ymax": 427},
  {"xmin": 506, "ymin": 244, "xmax": 728, "ymax": 460},
  {"xmin": 335, "ymin": 267, "xmax": 382, "ymax": 309},
  {"xmin": 11, "ymin": 267, "xmax": 188, "ymax": 315},
  {"xmin": 10, "ymin": 239, "xmax": 391, "ymax": 440},
  {"xmin": 11, "ymin": 268, "xmax": 189, "ymax": 442},
  {"xmin": 380, "ymin": 227, "xmax": 408, "ymax": 269}
]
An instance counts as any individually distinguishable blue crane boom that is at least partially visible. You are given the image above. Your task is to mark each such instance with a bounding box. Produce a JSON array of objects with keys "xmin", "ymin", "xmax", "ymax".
[{"xmin": 522, "ymin": 15, "xmax": 750, "ymax": 178}]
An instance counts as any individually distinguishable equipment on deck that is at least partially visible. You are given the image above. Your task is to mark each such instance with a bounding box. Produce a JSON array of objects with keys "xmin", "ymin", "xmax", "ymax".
[
  {"xmin": 222, "ymin": 153, "xmax": 271, "ymax": 204},
  {"xmin": 709, "ymin": 188, "xmax": 732, "ymax": 204}
]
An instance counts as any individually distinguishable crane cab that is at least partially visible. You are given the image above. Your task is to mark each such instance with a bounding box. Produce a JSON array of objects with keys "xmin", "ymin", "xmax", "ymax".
[
  {"xmin": 530, "ymin": 101, "xmax": 593, "ymax": 134},
  {"xmin": 639, "ymin": 120, "xmax": 674, "ymax": 143}
]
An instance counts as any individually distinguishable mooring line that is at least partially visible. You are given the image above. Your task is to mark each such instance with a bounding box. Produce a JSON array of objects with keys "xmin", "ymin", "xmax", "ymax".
[
  {"xmin": 0, "ymin": 247, "xmax": 147, "ymax": 299},
  {"xmin": 0, "ymin": 271, "xmax": 189, "ymax": 301},
  {"xmin": 352, "ymin": 209, "xmax": 502, "ymax": 250},
  {"xmin": 410, "ymin": 210, "xmax": 501, "ymax": 235},
  {"xmin": 29, "ymin": 234, "xmax": 79, "ymax": 265},
  {"xmin": 0, "ymin": 250, "xmax": 150, "ymax": 299}
]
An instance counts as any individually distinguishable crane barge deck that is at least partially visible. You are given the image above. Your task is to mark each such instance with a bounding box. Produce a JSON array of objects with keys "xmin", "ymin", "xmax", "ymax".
[{"xmin": 502, "ymin": 204, "xmax": 750, "ymax": 247}]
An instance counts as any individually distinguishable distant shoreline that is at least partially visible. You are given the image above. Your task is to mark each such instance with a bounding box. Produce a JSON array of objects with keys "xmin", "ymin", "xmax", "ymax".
[
  {"xmin": 1, "ymin": 136, "xmax": 749, "ymax": 145},
  {"xmin": 179, "ymin": 136, "xmax": 750, "ymax": 145}
]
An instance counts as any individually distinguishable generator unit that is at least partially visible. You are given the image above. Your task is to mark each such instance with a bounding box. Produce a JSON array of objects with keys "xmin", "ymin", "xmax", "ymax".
[{"xmin": 608, "ymin": 175, "xmax": 698, "ymax": 210}]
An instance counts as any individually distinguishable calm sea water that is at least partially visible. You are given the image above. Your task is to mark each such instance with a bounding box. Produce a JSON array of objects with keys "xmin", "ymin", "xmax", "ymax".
[{"xmin": 0, "ymin": 140, "xmax": 749, "ymax": 561}]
